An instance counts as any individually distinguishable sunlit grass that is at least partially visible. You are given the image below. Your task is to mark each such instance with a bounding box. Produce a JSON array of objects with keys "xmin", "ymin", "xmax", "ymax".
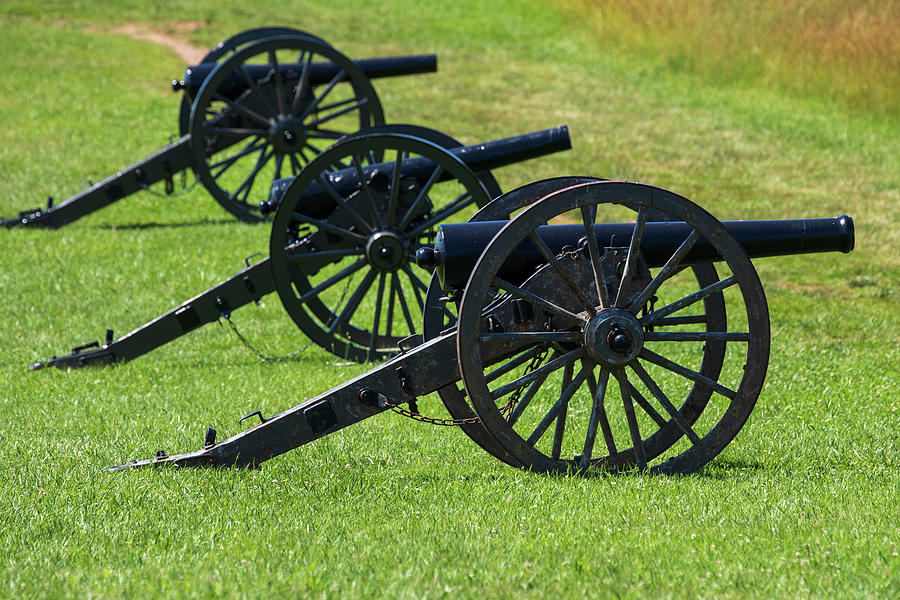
[
  {"xmin": 558, "ymin": 0, "xmax": 900, "ymax": 120},
  {"xmin": 0, "ymin": 1, "xmax": 897, "ymax": 598}
]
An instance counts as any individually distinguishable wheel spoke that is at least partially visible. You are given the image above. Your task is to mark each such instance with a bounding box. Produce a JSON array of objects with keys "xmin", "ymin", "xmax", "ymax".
[
  {"xmin": 551, "ymin": 363, "xmax": 575, "ymax": 459},
  {"xmin": 528, "ymin": 231, "xmax": 596, "ymax": 314},
  {"xmin": 305, "ymin": 97, "xmax": 369, "ymax": 128},
  {"xmin": 298, "ymin": 69, "xmax": 346, "ymax": 120},
  {"xmin": 654, "ymin": 315, "xmax": 707, "ymax": 327},
  {"xmin": 212, "ymin": 92, "xmax": 271, "ymax": 127},
  {"xmin": 615, "ymin": 205, "xmax": 649, "ymax": 307},
  {"xmin": 638, "ymin": 348, "xmax": 738, "ymax": 400},
  {"xmin": 386, "ymin": 151, "xmax": 404, "ymax": 226},
  {"xmin": 307, "ymin": 129, "xmax": 347, "ymax": 140},
  {"xmin": 203, "ymin": 126, "xmax": 269, "ymax": 136},
  {"xmin": 478, "ymin": 331, "xmax": 582, "ymax": 343},
  {"xmin": 493, "ymin": 277, "xmax": 588, "ymax": 326},
  {"xmin": 406, "ymin": 192, "xmax": 476, "ymax": 239},
  {"xmin": 268, "ymin": 50, "xmax": 287, "ymax": 116},
  {"xmin": 628, "ymin": 229, "xmax": 701, "ymax": 313},
  {"xmin": 285, "ymin": 248, "xmax": 363, "ymax": 261},
  {"xmin": 582, "ymin": 365, "xmax": 616, "ymax": 460},
  {"xmin": 290, "ymin": 52, "xmax": 313, "ymax": 115},
  {"xmin": 630, "ymin": 361, "xmax": 702, "ymax": 445},
  {"xmin": 485, "ymin": 344, "xmax": 546, "ymax": 384},
  {"xmin": 238, "ymin": 64, "xmax": 278, "ymax": 117},
  {"xmin": 229, "ymin": 147, "xmax": 273, "ymax": 203},
  {"xmin": 273, "ymin": 153, "xmax": 284, "ymax": 180},
  {"xmin": 315, "ymin": 174, "xmax": 375, "ymax": 234},
  {"xmin": 507, "ymin": 366, "xmax": 553, "ymax": 427},
  {"xmin": 580, "ymin": 204, "xmax": 610, "ymax": 310},
  {"xmin": 352, "ymin": 153, "xmax": 382, "ymax": 228},
  {"xmin": 643, "ymin": 331, "xmax": 749, "ymax": 342},
  {"xmin": 402, "ymin": 266, "xmax": 429, "ymax": 294},
  {"xmin": 614, "ymin": 368, "xmax": 647, "ymax": 470},
  {"xmin": 490, "ymin": 347, "xmax": 585, "ymax": 401},
  {"xmin": 393, "ymin": 275, "xmax": 417, "ymax": 335},
  {"xmin": 641, "ymin": 276, "xmax": 737, "ymax": 326},
  {"xmin": 402, "ymin": 266, "xmax": 426, "ymax": 309},
  {"xmin": 296, "ymin": 258, "xmax": 368, "ymax": 304},
  {"xmin": 386, "ymin": 273, "xmax": 397, "ymax": 338},
  {"xmin": 368, "ymin": 272, "xmax": 387, "ymax": 358},
  {"xmin": 398, "ymin": 164, "xmax": 444, "ymax": 230},
  {"xmin": 208, "ymin": 137, "xmax": 266, "ymax": 176},
  {"xmin": 289, "ymin": 153, "xmax": 304, "ymax": 174},
  {"xmin": 628, "ymin": 382, "xmax": 667, "ymax": 428},
  {"xmin": 291, "ymin": 211, "xmax": 367, "ymax": 243},
  {"xmin": 525, "ymin": 364, "xmax": 589, "ymax": 448},
  {"xmin": 328, "ymin": 269, "xmax": 377, "ymax": 335}
]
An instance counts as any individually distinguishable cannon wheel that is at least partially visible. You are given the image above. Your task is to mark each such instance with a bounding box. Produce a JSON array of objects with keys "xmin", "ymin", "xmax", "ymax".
[
  {"xmin": 428, "ymin": 178, "xmax": 605, "ymax": 469},
  {"xmin": 270, "ymin": 131, "xmax": 493, "ymax": 362},
  {"xmin": 189, "ymin": 35, "xmax": 384, "ymax": 223},
  {"xmin": 178, "ymin": 27, "xmax": 327, "ymax": 135},
  {"xmin": 424, "ymin": 177, "xmax": 728, "ymax": 472},
  {"xmin": 456, "ymin": 181, "xmax": 770, "ymax": 475}
]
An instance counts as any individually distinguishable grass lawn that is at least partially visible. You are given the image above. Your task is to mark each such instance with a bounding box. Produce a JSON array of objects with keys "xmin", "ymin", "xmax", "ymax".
[{"xmin": 0, "ymin": 1, "xmax": 897, "ymax": 597}]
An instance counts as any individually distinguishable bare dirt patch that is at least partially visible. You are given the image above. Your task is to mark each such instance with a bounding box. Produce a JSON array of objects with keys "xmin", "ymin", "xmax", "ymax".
[{"xmin": 107, "ymin": 21, "xmax": 207, "ymax": 64}]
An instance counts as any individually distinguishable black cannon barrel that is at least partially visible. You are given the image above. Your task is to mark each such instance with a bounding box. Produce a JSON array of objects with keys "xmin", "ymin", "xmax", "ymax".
[
  {"xmin": 425, "ymin": 215, "xmax": 855, "ymax": 290},
  {"xmin": 180, "ymin": 54, "xmax": 438, "ymax": 98},
  {"xmin": 268, "ymin": 126, "xmax": 572, "ymax": 217}
]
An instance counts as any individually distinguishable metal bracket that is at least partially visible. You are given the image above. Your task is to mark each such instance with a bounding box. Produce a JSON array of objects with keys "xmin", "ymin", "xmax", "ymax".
[{"xmin": 239, "ymin": 410, "xmax": 268, "ymax": 426}]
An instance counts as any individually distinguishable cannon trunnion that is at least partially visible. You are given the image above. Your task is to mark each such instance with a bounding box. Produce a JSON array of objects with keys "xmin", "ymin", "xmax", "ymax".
[{"xmin": 108, "ymin": 179, "xmax": 854, "ymax": 476}]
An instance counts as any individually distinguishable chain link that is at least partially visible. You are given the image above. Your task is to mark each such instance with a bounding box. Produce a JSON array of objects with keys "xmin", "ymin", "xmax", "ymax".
[{"xmin": 222, "ymin": 271, "xmax": 355, "ymax": 363}]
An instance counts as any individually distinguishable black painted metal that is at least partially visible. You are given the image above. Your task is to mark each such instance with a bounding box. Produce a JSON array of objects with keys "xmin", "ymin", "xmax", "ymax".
[
  {"xmin": 2, "ymin": 138, "xmax": 193, "ymax": 229},
  {"xmin": 2, "ymin": 32, "xmax": 437, "ymax": 228},
  {"xmin": 454, "ymin": 181, "xmax": 772, "ymax": 475},
  {"xmin": 428, "ymin": 214, "xmax": 855, "ymax": 290},
  {"xmin": 180, "ymin": 55, "xmax": 438, "ymax": 99},
  {"xmin": 267, "ymin": 125, "xmax": 572, "ymax": 212},
  {"xmin": 107, "ymin": 178, "xmax": 854, "ymax": 475},
  {"xmin": 30, "ymin": 127, "xmax": 567, "ymax": 370},
  {"xmin": 29, "ymin": 258, "xmax": 275, "ymax": 371}
]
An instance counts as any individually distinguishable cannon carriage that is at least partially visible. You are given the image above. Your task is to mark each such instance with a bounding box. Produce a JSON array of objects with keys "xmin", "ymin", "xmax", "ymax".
[
  {"xmin": 2, "ymin": 29, "xmax": 438, "ymax": 228},
  {"xmin": 29, "ymin": 126, "xmax": 572, "ymax": 370},
  {"xmin": 107, "ymin": 178, "xmax": 855, "ymax": 475}
]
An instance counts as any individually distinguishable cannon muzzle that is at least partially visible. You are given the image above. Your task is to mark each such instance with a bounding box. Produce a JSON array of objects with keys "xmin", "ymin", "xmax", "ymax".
[
  {"xmin": 422, "ymin": 214, "xmax": 855, "ymax": 290},
  {"xmin": 267, "ymin": 126, "xmax": 572, "ymax": 215},
  {"xmin": 180, "ymin": 54, "xmax": 438, "ymax": 99}
]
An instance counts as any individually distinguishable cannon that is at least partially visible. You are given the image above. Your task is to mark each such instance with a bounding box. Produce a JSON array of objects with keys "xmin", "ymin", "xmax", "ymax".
[
  {"xmin": 107, "ymin": 177, "xmax": 854, "ymax": 475},
  {"xmin": 2, "ymin": 29, "xmax": 438, "ymax": 227},
  {"xmin": 29, "ymin": 125, "xmax": 572, "ymax": 369}
]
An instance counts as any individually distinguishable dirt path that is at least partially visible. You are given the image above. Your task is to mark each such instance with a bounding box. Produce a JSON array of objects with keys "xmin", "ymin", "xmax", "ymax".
[{"xmin": 111, "ymin": 21, "xmax": 207, "ymax": 64}]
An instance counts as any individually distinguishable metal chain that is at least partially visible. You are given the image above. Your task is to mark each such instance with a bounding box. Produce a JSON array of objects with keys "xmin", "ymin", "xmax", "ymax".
[
  {"xmin": 389, "ymin": 342, "xmax": 551, "ymax": 427},
  {"xmin": 222, "ymin": 271, "xmax": 355, "ymax": 363}
]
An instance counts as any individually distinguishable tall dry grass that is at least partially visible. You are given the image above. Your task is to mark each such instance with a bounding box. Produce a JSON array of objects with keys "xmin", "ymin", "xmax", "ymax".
[{"xmin": 558, "ymin": 0, "xmax": 899, "ymax": 118}]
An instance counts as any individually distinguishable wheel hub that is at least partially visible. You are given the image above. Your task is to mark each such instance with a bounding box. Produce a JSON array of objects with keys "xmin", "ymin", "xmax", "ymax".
[
  {"xmin": 366, "ymin": 230, "xmax": 408, "ymax": 272},
  {"xmin": 269, "ymin": 118, "xmax": 307, "ymax": 154},
  {"xmin": 583, "ymin": 308, "xmax": 644, "ymax": 366}
]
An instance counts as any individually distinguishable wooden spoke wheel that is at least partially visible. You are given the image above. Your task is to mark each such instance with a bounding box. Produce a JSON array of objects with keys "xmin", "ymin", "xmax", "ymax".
[
  {"xmin": 456, "ymin": 181, "xmax": 770, "ymax": 475},
  {"xmin": 177, "ymin": 27, "xmax": 326, "ymax": 135},
  {"xmin": 428, "ymin": 178, "xmax": 604, "ymax": 469},
  {"xmin": 189, "ymin": 35, "xmax": 384, "ymax": 222},
  {"xmin": 270, "ymin": 131, "xmax": 493, "ymax": 362}
]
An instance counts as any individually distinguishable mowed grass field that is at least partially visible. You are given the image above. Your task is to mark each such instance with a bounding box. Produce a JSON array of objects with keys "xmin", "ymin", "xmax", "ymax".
[{"xmin": 0, "ymin": 1, "xmax": 898, "ymax": 597}]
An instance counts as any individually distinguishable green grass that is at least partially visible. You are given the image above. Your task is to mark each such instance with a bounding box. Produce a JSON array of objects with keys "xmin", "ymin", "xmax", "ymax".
[{"xmin": 1, "ymin": 1, "xmax": 898, "ymax": 598}]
